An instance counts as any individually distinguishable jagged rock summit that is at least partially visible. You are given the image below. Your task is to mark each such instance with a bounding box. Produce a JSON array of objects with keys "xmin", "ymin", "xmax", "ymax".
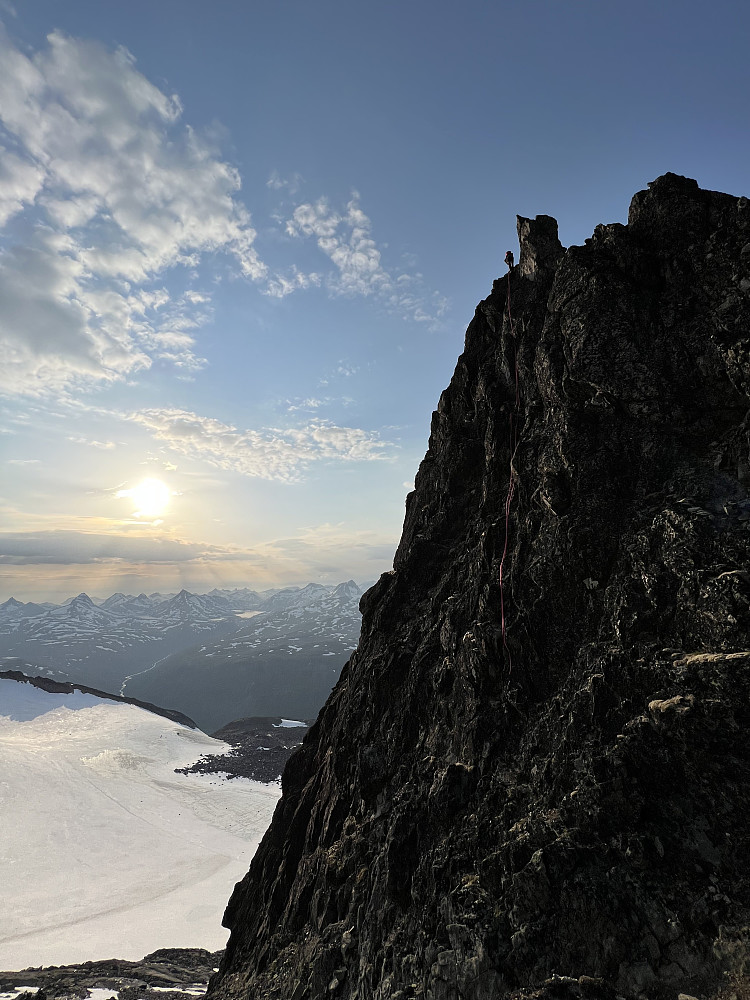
[{"xmin": 210, "ymin": 174, "xmax": 750, "ymax": 1000}]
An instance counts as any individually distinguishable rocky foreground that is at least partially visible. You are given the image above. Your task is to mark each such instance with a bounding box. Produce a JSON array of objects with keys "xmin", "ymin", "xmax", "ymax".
[
  {"xmin": 207, "ymin": 175, "xmax": 750, "ymax": 1000},
  {"xmin": 176, "ymin": 717, "xmax": 309, "ymax": 784},
  {"xmin": 0, "ymin": 948, "xmax": 220, "ymax": 999}
]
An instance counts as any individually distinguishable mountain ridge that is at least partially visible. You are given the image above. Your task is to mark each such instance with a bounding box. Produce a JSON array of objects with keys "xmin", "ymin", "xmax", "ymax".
[
  {"xmin": 209, "ymin": 174, "xmax": 750, "ymax": 1000},
  {"xmin": 0, "ymin": 668, "xmax": 199, "ymax": 729}
]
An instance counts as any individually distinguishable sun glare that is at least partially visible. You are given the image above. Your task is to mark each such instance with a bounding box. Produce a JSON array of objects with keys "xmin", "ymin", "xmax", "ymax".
[{"xmin": 130, "ymin": 478, "xmax": 171, "ymax": 517}]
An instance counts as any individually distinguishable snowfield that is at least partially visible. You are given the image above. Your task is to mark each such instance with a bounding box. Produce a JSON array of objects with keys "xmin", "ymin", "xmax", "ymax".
[{"xmin": 0, "ymin": 678, "xmax": 281, "ymax": 969}]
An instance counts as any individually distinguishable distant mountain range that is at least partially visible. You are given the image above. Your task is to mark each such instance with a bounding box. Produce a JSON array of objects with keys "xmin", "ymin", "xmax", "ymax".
[
  {"xmin": 122, "ymin": 580, "xmax": 363, "ymax": 732},
  {"xmin": 0, "ymin": 582, "xmax": 364, "ymax": 730}
]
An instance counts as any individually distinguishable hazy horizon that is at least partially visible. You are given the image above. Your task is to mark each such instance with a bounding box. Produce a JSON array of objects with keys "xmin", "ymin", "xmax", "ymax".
[{"xmin": 0, "ymin": 576, "xmax": 371, "ymax": 606}]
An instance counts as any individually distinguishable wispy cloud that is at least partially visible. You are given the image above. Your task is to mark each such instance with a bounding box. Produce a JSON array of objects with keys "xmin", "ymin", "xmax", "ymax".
[
  {"xmin": 286, "ymin": 196, "xmax": 389, "ymax": 296},
  {"xmin": 0, "ymin": 27, "xmax": 265, "ymax": 396},
  {"xmin": 127, "ymin": 407, "xmax": 395, "ymax": 483},
  {"xmin": 285, "ymin": 397, "xmax": 328, "ymax": 412},
  {"xmin": 264, "ymin": 266, "xmax": 321, "ymax": 299},
  {"xmin": 67, "ymin": 436, "xmax": 116, "ymax": 450},
  {"xmin": 267, "ymin": 170, "xmax": 303, "ymax": 195},
  {"xmin": 284, "ymin": 194, "xmax": 448, "ymax": 325},
  {"xmin": 317, "ymin": 360, "xmax": 360, "ymax": 387}
]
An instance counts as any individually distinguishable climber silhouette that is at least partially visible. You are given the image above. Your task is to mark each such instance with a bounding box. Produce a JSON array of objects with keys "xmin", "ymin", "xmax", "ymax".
[{"xmin": 504, "ymin": 250, "xmax": 514, "ymax": 270}]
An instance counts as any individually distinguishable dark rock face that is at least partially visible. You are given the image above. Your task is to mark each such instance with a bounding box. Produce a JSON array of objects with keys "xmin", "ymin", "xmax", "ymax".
[{"xmin": 210, "ymin": 175, "xmax": 750, "ymax": 1000}]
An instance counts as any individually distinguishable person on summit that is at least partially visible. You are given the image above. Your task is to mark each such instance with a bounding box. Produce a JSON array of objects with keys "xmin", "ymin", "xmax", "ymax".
[{"xmin": 504, "ymin": 250, "xmax": 514, "ymax": 270}]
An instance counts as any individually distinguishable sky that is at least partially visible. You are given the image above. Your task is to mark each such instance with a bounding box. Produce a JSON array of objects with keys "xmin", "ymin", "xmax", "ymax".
[{"xmin": 0, "ymin": 0, "xmax": 748, "ymax": 602}]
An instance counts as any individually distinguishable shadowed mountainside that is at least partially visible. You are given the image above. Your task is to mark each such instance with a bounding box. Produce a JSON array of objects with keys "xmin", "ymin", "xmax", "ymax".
[{"xmin": 210, "ymin": 175, "xmax": 750, "ymax": 1000}]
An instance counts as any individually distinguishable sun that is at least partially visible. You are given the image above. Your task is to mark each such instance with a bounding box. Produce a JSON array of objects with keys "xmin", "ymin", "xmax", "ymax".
[{"xmin": 130, "ymin": 478, "xmax": 171, "ymax": 517}]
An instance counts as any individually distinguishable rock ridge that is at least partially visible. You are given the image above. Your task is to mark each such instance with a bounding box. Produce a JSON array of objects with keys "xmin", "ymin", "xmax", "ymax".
[{"xmin": 209, "ymin": 174, "xmax": 750, "ymax": 1000}]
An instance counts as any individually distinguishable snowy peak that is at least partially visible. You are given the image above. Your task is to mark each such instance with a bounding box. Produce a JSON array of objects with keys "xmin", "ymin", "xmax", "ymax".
[
  {"xmin": 76, "ymin": 593, "xmax": 108, "ymax": 611},
  {"xmin": 55, "ymin": 593, "xmax": 119, "ymax": 623},
  {"xmin": 61, "ymin": 592, "xmax": 104, "ymax": 606},
  {"xmin": 207, "ymin": 587, "xmax": 264, "ymax": 610},
  {"xmin": 99, "ymin": 592, "xmax": 135, "ymax": 611},
  {"xmin": 117, "ymin": 592, "xmax": 159, "ymax": 616},
  {"xmin": 22, "ymin": 593, "xmax": 124, "ymax": 633},
  {"xmin": 259, "ymin": 583, "xmax": 331, "ymax": 614},
  {"xmin": 330, "ymin": 580, "xmax": 361, "ymax": 602},
  {"xmin": 0, "ymin": 597, "xmax": 50, "ymax": 621},
  {"xmin": 155, "ymin": 588, "xmax": 231, "ymax": 622},
  {"xmin": 69, "ymin": 592, "xmax": 95, "ymax": 609}
]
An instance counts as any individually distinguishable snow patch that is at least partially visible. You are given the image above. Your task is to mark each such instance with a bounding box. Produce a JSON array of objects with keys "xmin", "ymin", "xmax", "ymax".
[
  {"xmin": 149, "ymin": 988, "xmax": 207, "ymax": 996},
  {"xmin": 0, "ymin": 678, "xmax": 281, "ymax": 969}
]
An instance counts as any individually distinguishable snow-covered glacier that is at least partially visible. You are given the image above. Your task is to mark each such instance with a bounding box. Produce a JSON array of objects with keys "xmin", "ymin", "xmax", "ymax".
[{"xmin": 0, "ymin": 677, "xmax": 280, "ymax": 969}]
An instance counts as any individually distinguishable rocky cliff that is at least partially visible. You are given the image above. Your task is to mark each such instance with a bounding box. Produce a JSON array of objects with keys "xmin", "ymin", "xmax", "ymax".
[{"xmin": 210, "ymin": 174, "xmax": 750, "ymax": 1000}]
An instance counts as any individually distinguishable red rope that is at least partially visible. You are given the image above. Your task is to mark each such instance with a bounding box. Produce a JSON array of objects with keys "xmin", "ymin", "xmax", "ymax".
[{"xmin": 498, "ymin": 264, "xmax": 520, "ymax": 662}]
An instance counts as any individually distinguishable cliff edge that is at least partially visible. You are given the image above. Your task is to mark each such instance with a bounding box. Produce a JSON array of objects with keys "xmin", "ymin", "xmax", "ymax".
[{"xmin": 210, "ymin": 174, "xmax": 750, "ymax": 1000}]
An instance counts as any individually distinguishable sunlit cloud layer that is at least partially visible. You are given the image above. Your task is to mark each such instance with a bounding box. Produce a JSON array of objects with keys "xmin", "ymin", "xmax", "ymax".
[
  {"xmin": 128, "ymin": 407, "xmax": 395, "ymax": 483},
  {"xmin": 0, "ymin": 529, "xmax": 213, "ymax": 565},
  {"xmin": 0, "ymin": 522, "xmax": 396, "ymax": 602},
  {"xmin": 0, "ymin": 27, "xmax": 264, "ymax": 396}
]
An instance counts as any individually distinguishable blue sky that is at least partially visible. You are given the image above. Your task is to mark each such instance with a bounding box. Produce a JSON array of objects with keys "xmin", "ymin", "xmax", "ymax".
[{"xmin": 1, "ymin": 0, "xmax": 748, "ymax": 601}]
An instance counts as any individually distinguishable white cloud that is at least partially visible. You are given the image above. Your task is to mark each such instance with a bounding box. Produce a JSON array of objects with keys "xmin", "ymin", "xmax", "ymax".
[
  {"xmin": 286, "ymin": 196, "xmax": 388, "ymax": 296},
  {"xmin": 267, "ymin": 170, "xmax": 303, "ymax": 195},
  {"xmin": 0, "ymin": 232, "xmax": 152, "ymax": 394},
  {"xmin": 284, "ymin": 194, "xmax": 447, "ymax": 324},
  {"xmin": 127, "ymin": 407, "xmax": 394, "ymax": 483},
  {"xmin": 0, "ymin": 145, "xmax": 45, "ymax": 225},
  {"xmin": 286, "ymin": 397, "xmax": 327, "ymax": 412},
  {"xmin": 264, "ymin": 266, "xmax": 321, "ymax": 299},
  {"xmin": 0, "ymin": 27, "xmax": 265, "ymax": 395},
  {"xmin": 67, "ymin": 436, "xmax": 116, "ymax": 450}
]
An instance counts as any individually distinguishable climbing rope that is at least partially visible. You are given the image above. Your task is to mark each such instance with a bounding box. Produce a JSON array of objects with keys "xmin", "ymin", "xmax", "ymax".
[{"xmin": 498, "ymin": 254, "xmax": 521, "ymax": 662}]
